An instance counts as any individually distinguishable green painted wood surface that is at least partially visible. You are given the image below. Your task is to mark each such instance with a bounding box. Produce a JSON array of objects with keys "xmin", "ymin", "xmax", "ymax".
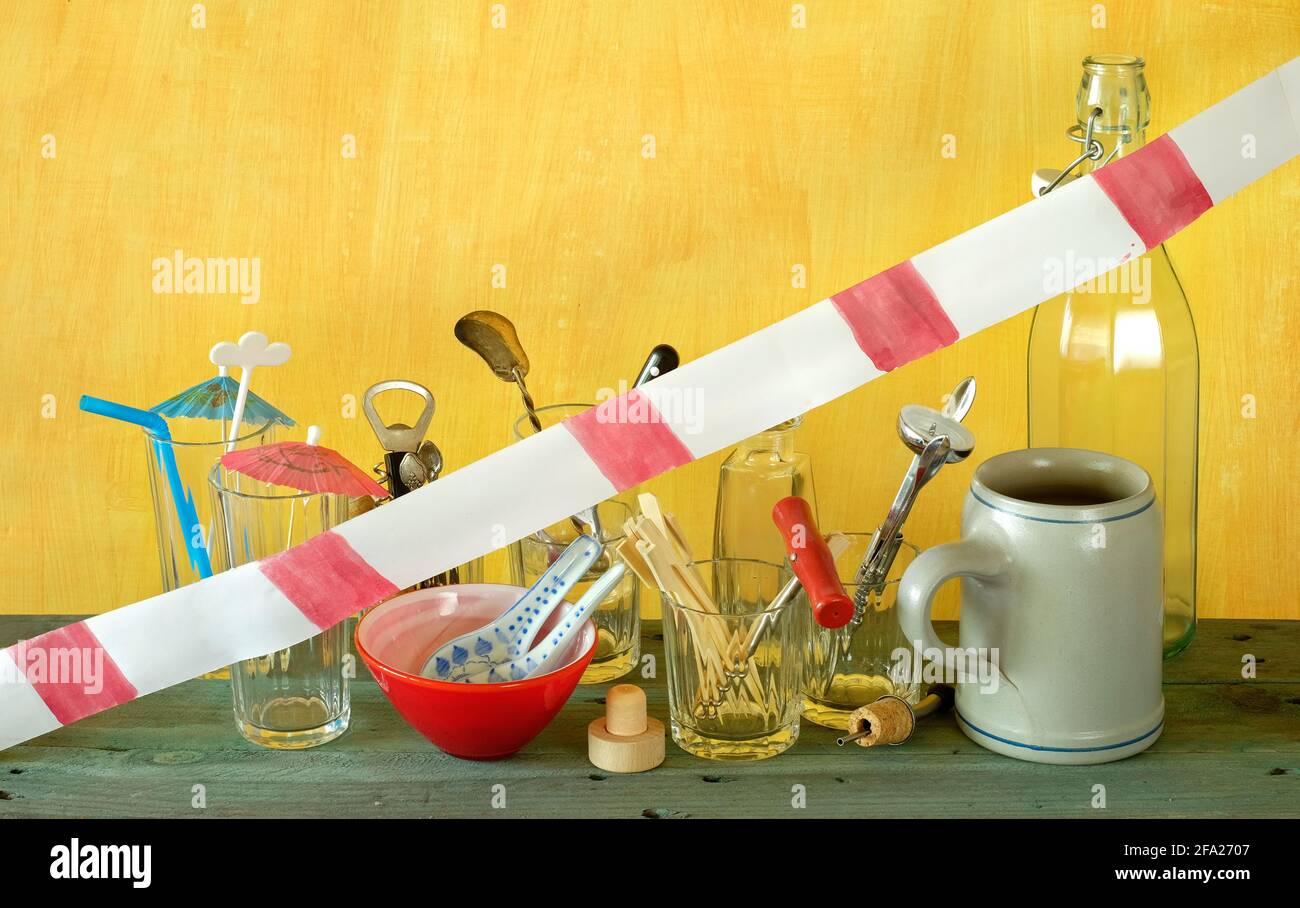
[{"xmin": 0, "ymin": 617, "xmax": 1296, "ymax": 818}]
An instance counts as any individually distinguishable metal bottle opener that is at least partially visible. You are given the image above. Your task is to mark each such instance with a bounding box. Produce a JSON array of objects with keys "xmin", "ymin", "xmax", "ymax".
[
  {"xmin": 363, "ymin": 380, "xmax": 438, "ymax": 498},
  {"xmin": 362, "ymin": 379, "xmax": 459, "ymax": 585}
]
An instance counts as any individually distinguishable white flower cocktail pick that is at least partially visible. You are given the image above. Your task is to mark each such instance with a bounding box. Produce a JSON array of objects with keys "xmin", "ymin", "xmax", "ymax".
[{"xmin": 209, "ymin": 331, "xmax": 292, "ymax": 451}]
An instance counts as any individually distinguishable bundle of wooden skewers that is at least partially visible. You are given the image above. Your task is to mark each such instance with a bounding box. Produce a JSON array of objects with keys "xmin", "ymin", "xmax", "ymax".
[{"xmin": 615, "ymin": 493, "xmax": 770, "ymax": 718}]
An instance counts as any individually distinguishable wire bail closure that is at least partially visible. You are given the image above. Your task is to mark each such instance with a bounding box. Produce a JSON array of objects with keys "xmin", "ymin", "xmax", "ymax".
[{"xmin": 1037, "ymin": 106, "xmax": 1130, "ymax": 195}]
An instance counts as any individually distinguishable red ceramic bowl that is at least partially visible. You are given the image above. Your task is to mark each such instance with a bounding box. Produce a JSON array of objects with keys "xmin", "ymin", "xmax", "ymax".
[{"xmin": 355, "ymin": 583, "xmax": 597, "ymax": 760}]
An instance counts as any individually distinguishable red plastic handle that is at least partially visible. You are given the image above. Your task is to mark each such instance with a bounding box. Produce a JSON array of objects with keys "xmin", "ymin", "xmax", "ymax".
[{"xmin": 771, "ymin": 497, "xmax": 853, "ymax": 629}]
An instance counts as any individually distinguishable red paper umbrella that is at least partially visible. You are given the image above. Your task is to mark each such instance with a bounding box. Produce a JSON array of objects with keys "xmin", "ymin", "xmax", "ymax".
[{"xmin": 221, "ymin": 426, "xmax": 390, "ymax": 499}]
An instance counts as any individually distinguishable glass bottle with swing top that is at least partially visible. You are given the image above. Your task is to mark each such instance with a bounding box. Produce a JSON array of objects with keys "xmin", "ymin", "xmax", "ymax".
[{"xmin": 1028, "ymin": 55, "xmax": 1199, "ymax": 658}]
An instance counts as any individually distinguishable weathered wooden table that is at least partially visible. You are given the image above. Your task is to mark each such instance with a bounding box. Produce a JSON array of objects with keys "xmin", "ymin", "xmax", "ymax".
[{"xmin": 1, "ymin": 616, "xmax": 1296, "ymax": 818}]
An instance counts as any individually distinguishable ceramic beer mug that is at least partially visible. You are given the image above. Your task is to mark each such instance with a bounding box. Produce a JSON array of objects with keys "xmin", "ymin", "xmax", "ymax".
[{"xmin": 896, "ymin": 448, "xmax": 1164, "ymax": 764}]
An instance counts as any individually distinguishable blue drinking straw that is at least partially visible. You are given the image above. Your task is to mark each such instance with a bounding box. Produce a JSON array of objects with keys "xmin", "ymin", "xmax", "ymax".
[{"xmin": 79, "ymin": 395, "xmax": 213, "ymax": 578}]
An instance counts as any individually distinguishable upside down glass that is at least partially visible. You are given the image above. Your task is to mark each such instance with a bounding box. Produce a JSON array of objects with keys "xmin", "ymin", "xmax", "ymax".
[
  {"xmin": 208, "ymin": 466, "xmax": 351, "ymax": 749},
  {"xmin": 660, "ymin": 559, "xmax": 804, "ymax": 761},
  {"xmin": 802, "ymin": 533, "xmax": 922, "ymax": 730}
]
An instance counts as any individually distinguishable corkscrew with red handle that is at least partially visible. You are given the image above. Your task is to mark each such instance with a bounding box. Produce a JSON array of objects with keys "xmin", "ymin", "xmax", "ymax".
[{"xmin": 771, "ymin": 496, "xmax": 854, "ymax": 629}]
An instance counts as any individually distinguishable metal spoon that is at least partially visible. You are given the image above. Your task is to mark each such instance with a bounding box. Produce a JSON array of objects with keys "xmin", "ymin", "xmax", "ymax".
[
  {"xmin": 942, "ymin": 376, "xmax": 976, "ymax": 422},
  {"xmin": 454, "ymin": 311, "xmax": 589, "ymax": 537},
  {"xmin": 398, "ymin": 451, "xmax": 430, "ymax": 490}
]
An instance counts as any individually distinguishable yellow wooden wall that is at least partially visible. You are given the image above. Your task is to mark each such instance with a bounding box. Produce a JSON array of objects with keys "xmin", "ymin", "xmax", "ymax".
[{"xmin": 2, "ymin": 1, "xmax": 1297, "ymax": 619}]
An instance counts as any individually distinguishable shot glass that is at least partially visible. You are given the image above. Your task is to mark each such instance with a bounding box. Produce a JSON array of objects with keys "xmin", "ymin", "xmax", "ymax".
[
  {"xmin": 509, "ymin": 498, "xmax": 639, "ymax": 683},
  {"xmin": 801, "ymin": 533, "xmax": 922, "ymax": 730},
  {"xmin": 208, "ymin": 467, "xmax": 352, "ymax": 749},
  {"xmin": 660, "ymin": 558, "xmax": 803, "ymax": 761}
]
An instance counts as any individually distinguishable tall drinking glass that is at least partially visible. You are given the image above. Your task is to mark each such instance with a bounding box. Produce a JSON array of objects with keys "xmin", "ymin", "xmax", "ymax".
[
  {"xmin": 144, "ymin": 421, "xmax": 277, "ymax": 593},
  {"xmin": 208, "ymin": 466, "xmax": 351, "ymax": 749},
  {"xmin": 145, "ymin": 420, "xmax": 276, "ymax": 680}
]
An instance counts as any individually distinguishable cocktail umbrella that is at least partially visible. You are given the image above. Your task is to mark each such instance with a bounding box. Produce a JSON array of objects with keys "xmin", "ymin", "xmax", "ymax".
[
  {"xmin": 220, "ymin": 426, "xmax": 390, "ymax": 499},
  {"xmin": 150, "ymin": 368, "xmax": 295, "ymax": 429}
]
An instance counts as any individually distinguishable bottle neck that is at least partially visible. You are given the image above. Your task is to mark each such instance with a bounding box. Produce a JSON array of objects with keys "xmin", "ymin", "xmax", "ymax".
[
  {"xmin": 1076, "ymin": 54, "xmax": 1149, "ymax": 174},
  {"xmin": 738, "ymin": 418, "xmax": 801, "ymax": 458}
]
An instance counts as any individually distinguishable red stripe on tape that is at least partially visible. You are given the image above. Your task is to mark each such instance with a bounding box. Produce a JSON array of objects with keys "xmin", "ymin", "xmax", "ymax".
[
  {"xmin": 1091, "ymin": 133, "xmax": 1213, "ymax": 251},
  {"xmin": 260, "ymin": 531, "xmax": 400, "ymax": 630},
  {"xmin": 4, "ymin": 622, "xmax": 137, "ymax": 725},
  {"xmin": 830, "ymin": 260, "xmax": 959, "ymax": 371},
  {"xmin": 562, "ymin": 390, "xmax": 694, "ymax": 492}
]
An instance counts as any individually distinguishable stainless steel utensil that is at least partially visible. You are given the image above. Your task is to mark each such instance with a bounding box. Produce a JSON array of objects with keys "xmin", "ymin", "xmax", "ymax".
[
  {"xmin": 852, "ymin": 380, "xmax": 977, "ymax": 605},
  {"xmin": 634, "ymin": 344, "xmax": 680, "ymax": 386},
  {"xmin": 942, "ymin": 376, "xmax": 976, "ymax": 422},
  {"xmin": 455, "ymin": 310, "xmax": 590, "ymax": 538},
  {"xmin": 362, "ymin": 379, "xmax": 458, "ymax": 584},
  {"xmin": 363, "ymin": 380, "xmax": 437, "ymax": 497}
]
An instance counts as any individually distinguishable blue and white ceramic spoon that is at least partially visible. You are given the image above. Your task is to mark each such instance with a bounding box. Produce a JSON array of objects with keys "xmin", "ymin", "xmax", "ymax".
[
  {"xmin": 461, "ymin": 563, "xmax": 627, "ymax": 684},
  {"xmin": 420, "ymin": 535, "xmax": 602, "ymax": 681}
]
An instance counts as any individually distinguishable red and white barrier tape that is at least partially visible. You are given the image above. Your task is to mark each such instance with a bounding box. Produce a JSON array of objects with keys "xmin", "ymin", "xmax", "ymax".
[{"xmin": 3, "ymin": 58, "xmax": 1297, "ymax": 750}]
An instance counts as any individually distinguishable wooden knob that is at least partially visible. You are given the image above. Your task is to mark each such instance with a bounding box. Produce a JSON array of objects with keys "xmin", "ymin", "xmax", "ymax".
[
  {"xmin": 588, "ymin": 684, "xmax": 664, "ymax": 773},
  {"xmin": 606, "ymin": 684, "xmax": 647, "ymax": 736}
]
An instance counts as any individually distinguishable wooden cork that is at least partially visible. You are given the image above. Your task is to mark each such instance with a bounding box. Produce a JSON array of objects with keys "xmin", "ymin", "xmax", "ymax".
[
  {"xmin": 845, "ymin": 695, "xmax": 916, "ymax": 747},
  {"xmin": 588, "ymin": 684, "xmax": 664, "ymax": 773},
  {"xmin": 605, "ymin": 684, "xmax": 648, "ymax": 736}
]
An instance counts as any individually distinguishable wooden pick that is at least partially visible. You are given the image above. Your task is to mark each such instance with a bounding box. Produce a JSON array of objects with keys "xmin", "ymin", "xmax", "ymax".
[
  {"xmin": 614, "ymin": 536, "xmax": 656, "ymax": 590},
  {"xmin": 663, "ymin": 510, "xmax": 708, "ymax": 588},
  {"xmin": 634, "ymin": 538, "xmax": 687, "ymax": 607},
  {"xmin": 633, "ymin": 517, "xmax": 717, "ymax": 612}
]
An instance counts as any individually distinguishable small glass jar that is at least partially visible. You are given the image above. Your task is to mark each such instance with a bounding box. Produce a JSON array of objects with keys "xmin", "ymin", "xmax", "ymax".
[
  {"xmin": 208, "ymin": 467, "xmax": 352, "ymax": 749},
  {"xmin": 801, "ymin": 533, "xmax": 922, "ymax": 730},
  {"xmin": 510, "ymin": 498, "xmax": 639, "ymax": 683},
  {"xmin": 510, "ymin": 404, "xmax": 641, "ymax": 683}
]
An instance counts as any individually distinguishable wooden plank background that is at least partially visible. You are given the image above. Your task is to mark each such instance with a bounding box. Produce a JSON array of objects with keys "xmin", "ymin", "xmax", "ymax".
[
  {"xmin": 2, "ymin": 617, "xmax": 1296, "ymax": 818},
  {"xmin": 1, "ymin": 1, "xmax": 1296, "ymax": 618}
]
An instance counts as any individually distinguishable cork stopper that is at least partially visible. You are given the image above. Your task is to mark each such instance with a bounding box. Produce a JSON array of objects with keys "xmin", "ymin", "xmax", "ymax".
[
  {"xmin": 588, "ymin": 684, "xmax": 664, "ymax": 773},
  {"xmin": 845, "ymin": 696, "xmax": 916, "ymax": 747},
  {"xmin": 606, "ymin": 684, "xmax": 647, "ymax": 736}
]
